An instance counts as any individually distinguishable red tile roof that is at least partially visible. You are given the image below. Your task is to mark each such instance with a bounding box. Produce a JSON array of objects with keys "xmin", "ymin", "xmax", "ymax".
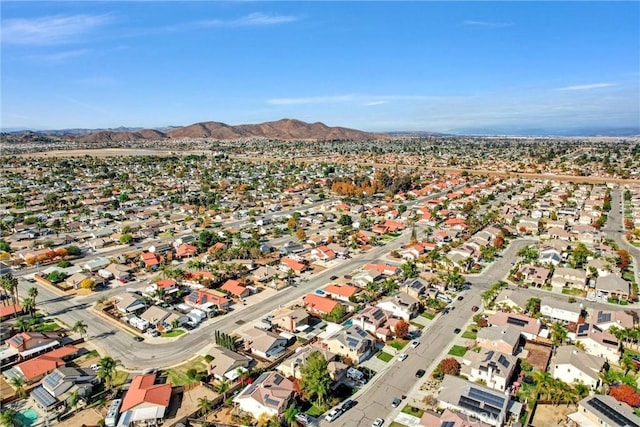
[
  {"xmin": 0, "ymin": 304, "xmax": 22, "ymax": 318},
  {"xmin": 323, "ymin": 284, "xmax": 358, "ymax": 298},
  {"xmin": 16, "ymin": 345, "xmax": 78, "ymax": 381},
  {"xmin": 220, "ymin": 279, "xmax": 248, "ymax": 297},
  {"xmin": 120, "ymin": 373, "xmax": 171, "ymax": 412},
  {"xmin": 303, "ymin": 294, "xmax": 338, "ymax": 314}
]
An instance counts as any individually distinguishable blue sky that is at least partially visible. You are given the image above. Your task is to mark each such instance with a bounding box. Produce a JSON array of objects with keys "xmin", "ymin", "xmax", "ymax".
[{"xmin": 1, "ymin": 1, "xmax": 639, "ymax": 133}]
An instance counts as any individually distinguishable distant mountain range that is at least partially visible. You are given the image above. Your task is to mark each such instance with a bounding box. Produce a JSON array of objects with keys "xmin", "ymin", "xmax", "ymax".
[
  {"xmin": 2, "ymin": 120, "xmax": 638, "ymax": 142},
  {"xmin": 2, "ymin": 119, "xmax": 382, "ymax": 143}
]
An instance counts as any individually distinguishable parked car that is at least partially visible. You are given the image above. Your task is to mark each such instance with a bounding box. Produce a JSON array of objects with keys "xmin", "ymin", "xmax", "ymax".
[
  {"xmin": 90, "ymin": 364, "xmax": 99, "ymax": 370},
  {"xmin": 472, "ymin": 305, "xmax": 479, "ymax": 312},
  {"xmin": 341, "ymin": 399, "xmax": 356, "ymax": 411},
  {"xmin": 415, "ymin": 369, "xmax": 426, "ymax": 378},
  {"xmin": 133, "ymin": 336, "xmax": 144, "ymax": 342},
  {"xmin": 457, "ymin": 295, "xmax": 464, "ymax": 300},
  {"xmin": 295, "ymin": 414, "xmax": 312, "ymax": 425},
  {"xmin": 391, "ymin": 397, "xmax": 401, "ymax": 408},
  {"xmin": 325, "ymin": 408, "xmax": 342, "ymax": 422},
  {"xmin": 398, "ymin": 353, "xmax": 408, "ymax": 361},
  {"xmin": 372, "ymin": 418, "xmax": 384, "ymax": 427},
  {"xmin": 411, "ymin": 340, "xmax": 420, "ymax": 348},
  {"xmin": 454, "ymin": 328, "xmax": 461, "ymax": 334},
  {"xmin": 330, "ymin": 275, "xmax": 339, "ymax": 280}
]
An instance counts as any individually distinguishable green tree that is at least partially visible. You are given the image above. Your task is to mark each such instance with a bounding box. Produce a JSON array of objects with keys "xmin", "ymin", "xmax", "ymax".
[
  {"xmin": 9, "ymin": 376, "xmax": 27, "ymax": 399},
  {"xmin": 283, "ymin": 406, "xmax": 300, "ymax": 427},
  {"xmin": 299, "ymin": 351, "xmax": 333, "ymax": 407},
  {"xmin": 337, "ymin": 214, "xmax": 353, "ymax": 226},
  {"xmin": 97, "ymin": 357, "xmax": 122, "ymax": 389},
  {"xmin": 0, "ymin": 272, "xmax": 19, "ymax": 308},
  {"xmin": 216, "ymin": 379, "xmax": 231, "ymax": 402},
  {"xmin": 21, "ymin": 297, "xmax": 35, "ymax": 316},
  {"xmin": 550, "ymin": 322, "xmax": 568, "ymax": 349},
  {"xmin": 526, "ymin": 297, "xmax": 541, "ymax": 316},
  {"xmin": 401, "ymin": 261, "xmax": 418, "ymax": 279},
  {"xmin": 197, "ymin": 396, "xmax": 214, "ymax": 417},
  {"xmin": 0, "ymin": 408, "xmax": 17, "ymax": 427},
  {"xmin": 119, "ymin": 233, "xmax": 134, "ymax": 245},
  {"xmin": 65, "ymin": 245, "xmax": 82, "ymax": 256},
  {"xmin": 72, "ymin": 320, "xmax": 88, "ymax": 338},
  {"xmin": 0, "ymin": 239, "xmax": 11, "ymax": 253},
  {"xmin": 517, "ymin": 245, "xmax": 538, "ymax": 263}
]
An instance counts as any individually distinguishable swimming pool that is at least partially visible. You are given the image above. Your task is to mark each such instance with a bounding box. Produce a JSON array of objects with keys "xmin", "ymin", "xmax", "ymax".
[
  {"xmin": 342, "ymin": 318, "xmax": 353, "ymax": 326},
  {"xmin": 16, "ymin": 408, "xmax": 38, "ymax": 427}
]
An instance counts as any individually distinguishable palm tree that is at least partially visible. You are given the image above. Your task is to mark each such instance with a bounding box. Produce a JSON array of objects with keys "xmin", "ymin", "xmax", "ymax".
[
  {"xmin": 21, "ymin": 297, "xmax": 35, "ymax": 316},
  {"xmin": 216, "ymin": 379, "xmax": 231, "ymax": 403},
  {"xmin": 197, "ymin": 396, "xmax": 214, "ymax": 417},
  {"xmin": 550, "ymin": 322, "xmax": 568, "ymax": 349},
  {"xmin": 14, "ymin": 316, "xmax": 26, "ymax": 332},
  {"xmin": 283, "ymin": 405, "xmax": 300, "ymax": 427},
  {"xmin": 27, "ymin": 287, "xmax": 38, "ymax": 308},
  {"xmin": 0, "ymin": 273, "xmax": 19, "ymax": 308},
  {"xmin": 619, "ymin": 353, "xmax": 638, "ymax": 376},
  {"xmin": 0, "ymin": 408, "xmax": 18, "ymax": 427},
  {"xmin": 9, "ymin": 376, "xmax": 27, "ymax": 399},
  {"xmin": 72, "ymin": 320, "xmax": 88, "ymax": 338},
  {"xmin": 532, "ymin": 370, "xmax": 553, "ymax": 401},
  {"xmin": 97, "ymin": 357, "xmax": 122, "ymax": 389}
]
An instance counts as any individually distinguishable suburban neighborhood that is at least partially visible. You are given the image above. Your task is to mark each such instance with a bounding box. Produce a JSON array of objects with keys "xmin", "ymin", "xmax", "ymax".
[{"xmin": 0, "ymin": 141, "xmax": 639, "ymax": 427}]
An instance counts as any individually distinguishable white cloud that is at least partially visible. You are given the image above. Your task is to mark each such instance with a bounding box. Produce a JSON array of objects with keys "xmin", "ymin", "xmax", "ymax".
[
  {"xmin": 463, "ymin": 20, "xmax": 514, "ymax": 28},
  {"xmin": 197, "ymin": 12, "xmax": 300, "ymax": 28},
  {"xmin": 363, "ymin": 101, "xmax": 387, "ymax": 106},
  {"xmin": 1, "ymin": 14, "xmax": 113, "ymax": 45},
  {"xmin": 557, "ymin": 82, "xmax": 616, "ymax": 91}
]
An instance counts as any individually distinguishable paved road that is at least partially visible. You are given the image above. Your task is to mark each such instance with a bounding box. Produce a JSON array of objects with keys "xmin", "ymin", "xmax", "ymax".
[{"xmin": 603, "ymin": 189, "xmax": 639, "ymax": 283}]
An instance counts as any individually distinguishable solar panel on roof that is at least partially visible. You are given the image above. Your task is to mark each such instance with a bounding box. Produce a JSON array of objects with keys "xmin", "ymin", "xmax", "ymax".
[
  {"xmin": 498, "ymin": 355, "xmax": 510, "ymax": 368},
  {"xmin": 356, "ymin": 328, "xmax": 367, "ymax": 337},
  {"xmin": 31, "ymin": 385, "xmax": 57, "ymax": 408},
  {"xmin": 577, "ymin": 324, "xmax": 589, "ymax": 336},
  {"xmin": 596, "ymin": 311, "xmax": 611, "ymax": 323},
  {"xmin": 346, "ymin": 337, "xmax": 359, "ymax": 348},
  {"xmin": 43, "ymin": 370, "xmax": 62, "ymax": 389},
  {"xmin": 588, "ymin": 397, "xmax": 640, "ymax": 427},
  {"xmin": 507, "ymin": 317, "xmax": 528, "ymax": 327},
  {"xmin": 273, "ymin": 375, "xmax": 283, "ymax": 385},
  {"xmin": 441, "ymin": 422, "xmax": 455, "ymax": 427},
  {"xmin": 468, "ymin": 387, "xmax": 505, "ymax": 408},
  {"xmin": 483, "ymin": 403, "xmax": 503, "ymax": 418}
]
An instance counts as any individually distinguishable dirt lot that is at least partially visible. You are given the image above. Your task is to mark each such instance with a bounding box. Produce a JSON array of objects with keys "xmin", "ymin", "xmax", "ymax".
[
  {"xmin": 531, "ymin": 403, "xmax": 577, "ymax": 427},
  {"xmin": 524, "ymin": 341, "xmax": 552, "ymax": 371}
]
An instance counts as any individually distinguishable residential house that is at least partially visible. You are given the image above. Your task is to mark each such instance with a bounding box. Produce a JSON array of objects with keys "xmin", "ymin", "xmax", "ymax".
[
  {"xmin": 436, "ymin": 375, "xmax": 521, "ymax": 427},
  {"xmin": 220, "ymin": 279, "xmax": 251, "ymax": 298},
  {"xmin": 184, "ymin": 289, "xmax": 231, "ymax": 310},
  {"xmin": 569, "ymin": 395, "xmax": 639, "ymax": 427},
  {"xmin": 476, "ymin": 326, "xmax": 521, "ymax": 356},
  {"xmin": 487, "ymin": 312, "xmax": 542, "ymax": 340},
  {"xmin": 115, "ymin": 293, "xmax": 146, "ymax": 314},
  {"xmin": 277, "ymin": 347, "xmax": 337, "ymax": 380},
  {"xmin": 138, "ymin": 306, "xmax": 172, "ymax": 329},
  {"xmin": 5, "ymin": 332, "xmax": 62, "ymax": 358},
  {"xmin": 323, "ymin": 284, "xmax": 358, "ymax": 302},
  {"xmin": 540, "ymin": 297, "xmax": 582, "ymax": 323},
  {"xmin": 140, "ymin": 252, "xmax": 160, "ymax": 270},
  {"xmin": 494, "ymin": 288, "xmax": 529, "ymax": 311},
  {"xmin": 242, "ymin": 328, "xmax": 288, "ymax": 359},
  {"xmin": 363, "ymin": 263, "xmax": 399, "ymax": 276},
  {"xmin": 420, "ymin": 408, "xmax": 492, "ymax": 427},
  {"xmin": 403, "ymin": 278, "xmax": 429, "ymax": 299},
  {"xmin": 517, "ymin": 265, "xmax": 551, "ymax": 287},
  {"xmin": 118, "ymin": 373, "xmax": 171, "ymax": 427},
  {"xmin": 593, "ymin": 310, "xmax": 635, "ymax": 331},
  {"xmin": 551, "ymin": 267, "xmax": 587, "ymax": 290},
  {"xmin": 320, "ymin": 324, "xmax": 375, "ymax": 364},
  {"xmin": 65, "ymin": 272, "xmax": 90, "ymax": 289},
  {"xmin": 376, "ymin": 292, "xmax": 420, "ymax": 321},
  {"xmin": 271, "ymin": 307, "xmax": 310, "ymax": 333},
  {"xmin": 574, "ymin": 324, "xmax": 620, "ymax": 363},
  {"xmin": 206, "ymin": 346, "xmax": 252, "ymax": 381},
  {"xmin": 31, "ymin": 366, "xmax": 99, "ymax": 410},
  {"xmin": 303, "ymin": 293, "xmax": 339, "ymax": 316},
  {"xmin": 4, "ymin": 345, "xmax": 78, "ymax": 384},
  {"xmin": 82, "ymin": 257, "xmax": 110, "ymax": 272},
  {"xmin": 104, "ymin": 263, "xmax": 132, "ymax": 281},
  {"xmin": 310, "ymin": 245, "xmax": 336, "ymax": 261},
  {"xmin": 595, "ymin": 276, "xmax": 630, "ymax": 301},
  {"xmin": 551, "ymin": 345, "xmax": 605, "ymax": 390},
  {"xmin": 352, "ymin": 306, "xmax": 392, "ymax": 341},
  {"xmin": 461, "ymin": 350, "xmax": 517, "ymax": 391},
  {"xmin": 233, "ymin": 371, "xmax": 295, "ymax": 421},
  {"xmin": 279, "ymin": 257, "xmax": 307, "ymax": 274}
]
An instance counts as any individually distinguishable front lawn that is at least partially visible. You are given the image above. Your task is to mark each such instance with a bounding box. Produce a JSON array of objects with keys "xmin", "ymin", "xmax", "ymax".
[
  {"xmin": 36, "ymin": 322, "xmax": 61, "ymax": 332},
  {"xmin": 161, "ymin": 329, "xmax": 185, "ymax": 337},
  {"xmin": 561, "ymin": 288, "xmax": 585, "ymax": 296},
  {"xmin": 421, "ymin": 312, "xmax": 435, "ymax": 320},
  {"xmin": 401, "ymin": 404, "xmax": 425, "ymax": 418},
  {"xmin": 306, "ymin": 405, "xmax": 325, "ymax": 417},
  {"xmin": 388, "ymin": 339, "xmax": 409, "ymax": 350},
  {"xmin": 448, "ymin": 345, "xmax": 467, "ymax": 357},
  {"xmin": 165, "ymin": 356, "xmax": 208, "ymax": 386},
  {"xmin": 410, "ymin": 321, "xmax": 425, "ymax": 330},
  {"xmin": 462, "ymin": 324, "xmax": 478, "ymax": 340},
  {"xmin": 377, "ymin": 351, "xmax": 394, "ymax": 362}
]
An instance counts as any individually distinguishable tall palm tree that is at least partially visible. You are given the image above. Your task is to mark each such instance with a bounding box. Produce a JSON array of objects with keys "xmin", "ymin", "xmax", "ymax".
[
  {"xmin": 27, "ymin": 287, "xmax": 38, "ymax": 308},
  {"xmin": 72, "ymin": 320, "xmax": 88, "ymax": 338},
  {"xmin": 97, "ymin": 357, "xmax": 122, "ymax": 389},
  {"xmin": 21, "ymin": 297, "xmax": 35, "ymax": 316},
  {"xmin": 14, "ymin": 316, "xmax": 26, "ymax": 332},
  {"xmin": 532, "ymin": 370, "xmax": 553, "ymax": 401},
  {"xmin": 550, "ymin": 322, "xmax": 568, "ymax": 350},
  {"xmin": 9, "ymin": 376, "xmax": 27, "ymax": 399},
  {"xmin": 0, "ymin": 273, "xmax": 19, "ymax": 308}
]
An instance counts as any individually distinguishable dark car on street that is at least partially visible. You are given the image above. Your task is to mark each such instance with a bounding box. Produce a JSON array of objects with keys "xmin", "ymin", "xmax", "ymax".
[{"xmin": 415, "ymin": 369, "xmax": 426, "ymax": 378}]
